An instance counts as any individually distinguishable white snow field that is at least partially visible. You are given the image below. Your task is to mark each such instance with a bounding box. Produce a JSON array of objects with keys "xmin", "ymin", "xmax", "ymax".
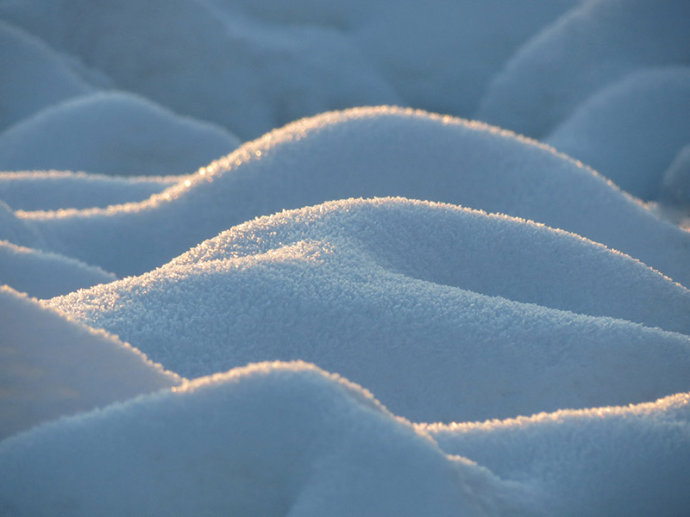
[{"xmin": 1, "ymin": 0, "xmax": 689, "ymax": 515}]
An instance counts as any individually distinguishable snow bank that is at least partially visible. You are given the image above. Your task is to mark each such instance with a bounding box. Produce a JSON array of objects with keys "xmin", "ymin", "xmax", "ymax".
[
  {"xmin": 1, "ymin": 361, "xmax": 687, "ymax": 516},
  {"xmin": 0, "ymin": 92, "xmax": 240, "ymax": 176},
  {"xmin": 546, "ymin": 67, "xmax": 690, "ymax": 200},
  {"xmin": 0, "ymin": 286, "xmax": 180, "ymax": 440},
  {"xmin": 16, "ymin": 108, "xmax": 690, "ymax": 286},
  {"xmin": 0, "ymin": 240, "xmax": 115, "ymax": 298},
  {"xmin": 0, "ymin": 20, "xmax": 94, "ymax": 131},
  {"xmin": 0, "ymin": 0, "xmax": 580, "ymax": 138},
  {"xmin": 478, "ymin": 0, "xmax": 690, "ymax": 138},
  {"xmin": 426, "ymin": 391, "xmax": 690, "ymax": 516},
  {"xmin": 0, "ymin": 170, "xmax": 175, "ymax": 211},
  {"xmin": 48, "ymin": 198, "xmax": 690, "ymax": 423}
]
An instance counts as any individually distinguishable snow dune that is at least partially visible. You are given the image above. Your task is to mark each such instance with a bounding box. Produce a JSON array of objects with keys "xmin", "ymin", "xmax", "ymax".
[
  {"xmin": 48, "ymin": 198, "xmax": 690, "ymax": 422},
  {"xmin": 546, "ymin": 67, "xmax": 690, "ymax": 201},
  {"xmin": 0, "ymin": 286, "xmax": 180, "ymax": 440},
  {"xmin": 0, "ymin": 92, "xmax": 240, "ymax": 176},
  {"xmin": 478, "ymin": 0, "xmax": 690, "ymax": 138},
  {"xmin": 0, "ymin": 170, "xmax": 176, "ymax": 211},
  {"xmin": 1, "ymin": 361, "xmax": 687, "ymax": 516},
  {"xmin": 10, "ymin": 108, "xmax": 690, "ymax": 288},
  {"xmin": 1, "ymin": 0, "xmax": 689, "ymax": 514}
]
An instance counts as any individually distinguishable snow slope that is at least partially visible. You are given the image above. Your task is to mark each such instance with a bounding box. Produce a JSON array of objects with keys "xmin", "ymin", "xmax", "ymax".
[
  {"xmin": 0, "ymin": 286, "xmax": 180, "ymax": 440},
  {"xmin": 0, "ymin": 170, "xmax": 176, "ymax": 211},
  {"xmin": 478, "ymin": 0, "xmax": 690, "ymax": 138},
  {"xmin": 48, "ymin": 198, "xmax": 690, "ymax": 422},
  {"xmin": 1, "ymin": 361, "xmax": 687, "ymax": 516},
  {"xmin": 0, "ymin": 240, "xmax": 115, "ymax": 298},
  {"xmin": 546, "ymin": 67, "xmax": 690, "ymax": 201},
  {"xmin": 10, "ymin": 108, "xmax": 690, "ymax": 288},
  {"xmin": 1, "ymin": 1, "xmax": 688, "ymax": 514},
  {"xmin": 0, "ymin": 92, "xmax": 240, "ymax": 176}
]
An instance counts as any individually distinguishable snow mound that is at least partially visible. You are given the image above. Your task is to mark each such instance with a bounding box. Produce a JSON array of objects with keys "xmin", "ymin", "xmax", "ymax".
[
  {"xmin": 48, "ymin": 198, "xmax": 690, "ymax": 423},
  {"xmin": 0, "ymin": 92, "xmax": 240, "ymax": 176},
  {"xmin": 0, "ymin": 0, "xmax": 581, "ymax": 138},
  {"xmin": 17, "ymin": 107, "xmax": 690, "ymax": 286},
  {"xmin": 1, "ymin": 361, "xmax": 687, "ymax": 516},
  {"xmin": 477, "ymin": 0, "xmax": 690, "ymax": 138},
  {"xmin": 0, "ymin": 170, "xmax": 176, "ymax": 211},
  {"xmin": 546, "ymin": 67, "xmax": 690, "ymax": 201},
  {"xmin": 426, "ymin": 391, "xmax": 690, "ymax": 516},
  {"xmin": 661, "ymin": 144, "xmax": 690, "ymax": 207},
  {"xmin": 0, "ymin": 286, "xmax": 180, "ymax": 440},
  {"xmin": 0, "ymin": 20, "xmax": 94, "ymax": 131},
  {"xmin": 0, "ymin": 240, "xmax": 115, "ymax": 298}
]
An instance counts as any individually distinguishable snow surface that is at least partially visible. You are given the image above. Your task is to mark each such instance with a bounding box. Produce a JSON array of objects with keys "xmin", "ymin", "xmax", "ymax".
[
  {"xmin": 546, "ymin": 67, "xmax": 690, "ymax": 201},
  {"xmin": 0, "ymin": 286, "xmax": 180, "ymax": 440},
  {"xmin": 0, "ymin": 92, "xmax": 240, "ymax": 176},
  {"xmin": 8, "ymin": 108, "xmax": 690, "ymax": 287},
  {"xmin": 47, "ymin": 197, "xmax": 690, "ymax": 422},
  {"xmin": 478, "ymin": 0, "xmax": 690, "ymax": 138},
  {"xmin": 0, "ymin": 170, "xmax": 176, "ymax": 211},
  {"xmin": 2, "ymin": 0, "xmax": 689, "ymax": 514}
]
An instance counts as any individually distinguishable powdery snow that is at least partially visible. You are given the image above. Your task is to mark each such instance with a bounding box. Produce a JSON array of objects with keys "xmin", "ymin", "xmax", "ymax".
[
  {"xmin": 10, "ymin": 107, "xmax": 690, "ymax": 287},
  {"xmin": 0, "ymin": 286, "xmax": 180, "ymax": 440},
  {"xmin": 1, "ymin": 0, "xmax": 688, "ymax": 514},
  {"xmin": 546, "ymin": 67, "xmax": 690, "ymax": 201},
  {"xmin": 478, "ymin": 0, "xmax": 690, "ymax": 138},
  {"xmin": 0, "ymin": 170, "xmax": 176, "ymax": 211},
  {"xmin": 47, "ymin": 198, "xmax": 690, "ymax": 422},
  {"xmin": 0, "ymin": 92, "xmax": 241, "ymax": 176},
  {"xmin": 0, "ymin": 361, "xmax": 687, "ymax": 516}
]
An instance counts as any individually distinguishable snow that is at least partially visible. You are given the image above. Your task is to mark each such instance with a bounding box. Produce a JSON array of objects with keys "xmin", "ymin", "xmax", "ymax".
[
  {"xmin": 478, "ymin": 0, "xmax": 690, "ymax": 138},
  {"xmin": 1, "ymin": 0, "xmax": 689, "ymax": 514},
  {"xmin": 0, "ymin": 286, "xmax": 180, "ymax": 440},
  {"xmin": 9, "ymin": 108, "xmax": 690, "ymax": 287},
  {"xmin": 1, "ymin": 362, "xmax": 687, "ymax": 516},
  {"xmin": 46, "ymin": 198, "xmax": 690, "ymax": 422},
  {"xmin": 0, "ymin": 240, "xmax": 115, "ymax": 298},
  {"xmin": 0, "ymin": 170, "xmax": 176, "ymax": 211},
  {"xmin": 0, "ymin": 20, "xmax": 95, "ymax": 131},
  {"xmin": 0, "ymin": 92, "xmax": 241, "ymax": 176},
  {"xmin": 546, "ymin": 67, "xmax": 690, "ymax": 201}
]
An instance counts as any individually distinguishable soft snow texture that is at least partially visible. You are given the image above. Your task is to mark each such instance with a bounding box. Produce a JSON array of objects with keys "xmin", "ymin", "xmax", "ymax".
[
  {"xmin": 0, "ymin": 170, "xmax": 176, "ymax": 211},
  {"xmin": 48, "ymin": 198, "xmax": 690, "ymax": 422},
  {"xmin": 1, "ymin": 362, "xmax": 687, "ymax": 516},
  {"xmin": 9, "ymin": 108, "xmax": 690, "ymax": 287},
  {"xmin": 546, "ymin": 67, "xmax": 690, "ymax": 201},
  {"xmin": 0, "ymin": 92, "xmax": 240, "ymax": 176},
  {"xmin": 0, "ymin": 0, "xmax": 579, "ymax": 138},
  {"xmin": 0, "ymin": 286, "xmax": 180, "ymax": 440},
  {"xmin": 2, "ymin": 1, "xmax": 689, "ymax": 515},
  {"xmin": 478, "ymin": 0, "xmax": 690, "ymax": 138},
  {"xmin": 0, "ymin": 240, "xmax": 115, "ymax": 298}
]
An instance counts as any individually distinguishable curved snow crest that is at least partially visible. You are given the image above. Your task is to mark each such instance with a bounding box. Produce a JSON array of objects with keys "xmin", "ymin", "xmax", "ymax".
[
  {"xmin": 48, "ymin": 198, "xmax": 690, "ymax": 423},
  {"xmin": 0, "ymin": 20, "xmax": 95, "ymax": 131},
  {"xmin": 0, "ymin": 92, "xmax": 241, "ymax": 176},
  {"xmin": 0, "ymin": 360, "xmax": 541, "ymax": 516},
  {"xmin": 1, "ymin": 360, "xmax": 687, "ymax": 516},
  {"xmin": 478, "ymin": 0, "xmax": 690, "ymax": 138},
  {"xmin": 425, "ymin": 392, "xmax": 690, "ymax": 516},
  {"xmin": 0, "ymin": 170, "xmax": 176, "ymax": 211},
  {"xmin": 0, "ymin": 240, "xmax": 116, "ymax": 298},
  {"xmin": 546, "ymin": 67, "xmax": 690, "ymax": 201},
  {"xmin": 0, "ymin": 286, "xmax": 181, "ymax": 441},
  {"xmin": 15, "ymin": 107, "xmax": 690, "ymax": 286}
]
